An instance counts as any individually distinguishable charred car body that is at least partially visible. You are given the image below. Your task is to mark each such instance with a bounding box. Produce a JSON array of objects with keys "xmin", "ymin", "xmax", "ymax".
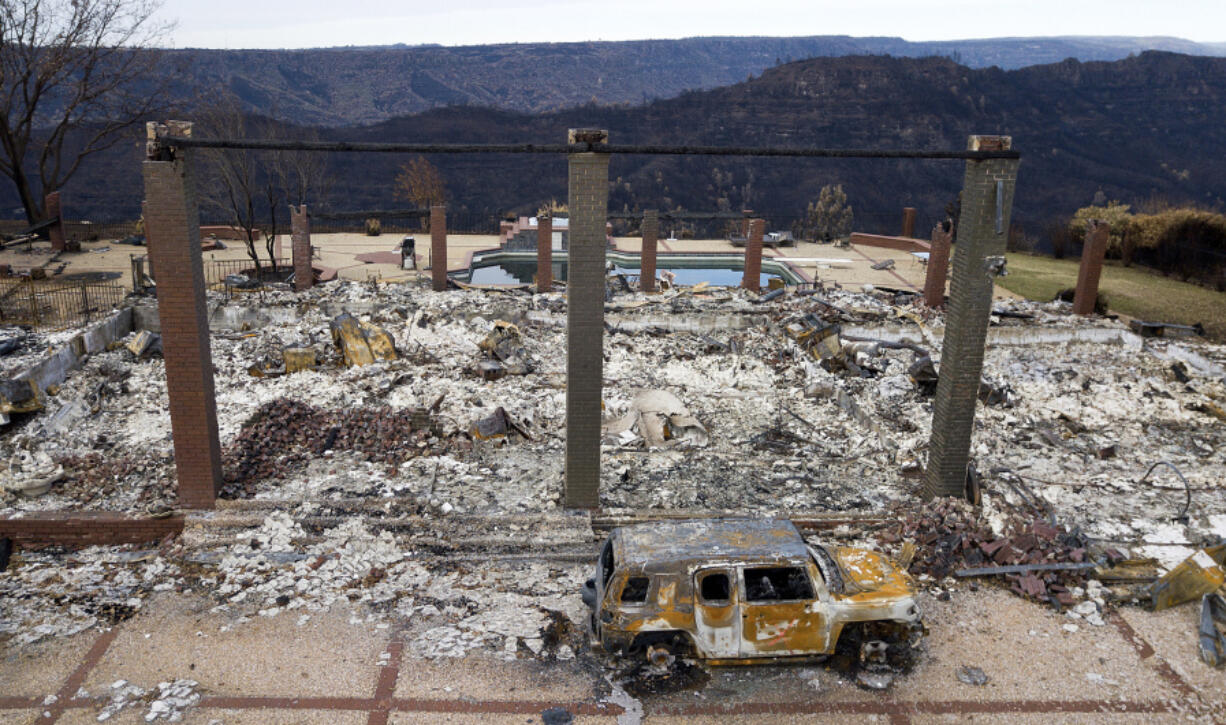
[{"xmin": 582, "ymin": 519, "xmax": 923, "ymax": 669}]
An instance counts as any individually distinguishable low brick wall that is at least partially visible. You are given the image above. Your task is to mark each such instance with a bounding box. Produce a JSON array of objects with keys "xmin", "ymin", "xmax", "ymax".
[
  {"xmin": 199, "ymin": 225, "xmax": 249, "ymax": 241},
  {"xmin": 0, "ymin": 512, "xmax": 184, "ymax": 547},
  {"xmin": 850, "ymin": 233, "xmax": 932, "ymax": 253}
]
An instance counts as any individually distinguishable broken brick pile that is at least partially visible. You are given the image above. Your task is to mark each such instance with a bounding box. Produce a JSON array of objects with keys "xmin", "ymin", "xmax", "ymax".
[
  {"xmin": 883, "ymin": 497, "xmax": 1101, "ymax": 608},
  {"xmin": 54, "ymin": 452, "xmax": 174, "ymax": 506},
  {"xmin": 221, "ymin": 398, "xmax": 464, "ymax": 493}
]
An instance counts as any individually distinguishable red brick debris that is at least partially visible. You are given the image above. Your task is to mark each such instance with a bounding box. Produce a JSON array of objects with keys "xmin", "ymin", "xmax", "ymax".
[
  {"xmin": 881, "ymin": 498, "xmax": 1117, "ymax": 608},
  {"xmin": 221, "ymin": 397, "xmax": 468, "ymax": 494}
]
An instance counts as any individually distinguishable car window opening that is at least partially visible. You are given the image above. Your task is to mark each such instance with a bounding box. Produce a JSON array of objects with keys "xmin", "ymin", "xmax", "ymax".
[
  {"xmin": 699, "ymin": 572, "xmax": 730, "ymax": 603},
  {"xmin": 600, "ymin": 541, "xmax": 615, "ymax": 586},
  {"xmin": 745, "ymin": 566, "xmax": 814, "ymax": 602},
  {"xmin": 621, "ymin": 576, "xmax": 650, "ymax": 603}
]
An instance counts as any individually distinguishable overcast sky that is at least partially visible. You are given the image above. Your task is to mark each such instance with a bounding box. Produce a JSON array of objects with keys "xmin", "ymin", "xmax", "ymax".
[{"xmin": 157, "ymin": 0, "xmax": 1224, "ymax": 49}]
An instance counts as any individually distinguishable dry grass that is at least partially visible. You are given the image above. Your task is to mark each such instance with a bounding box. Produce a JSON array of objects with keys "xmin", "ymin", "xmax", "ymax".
[{"xmin": 999, "ymin": 253, "xmax": 1226, "ymax": 340}]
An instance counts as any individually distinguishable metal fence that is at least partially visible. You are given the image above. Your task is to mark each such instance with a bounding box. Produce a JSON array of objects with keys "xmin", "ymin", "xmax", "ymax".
[
  {"xmin": 0, "ymin": 278, "xmax": 128, "ymax": 329},
  {"xmin": 202, "ymin": 256, "xmax": 293, "ymax": 290}
]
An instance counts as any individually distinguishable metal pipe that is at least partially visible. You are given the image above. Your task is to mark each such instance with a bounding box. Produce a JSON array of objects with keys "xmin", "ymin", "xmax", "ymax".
[
  {"xmin": 1137, "ymin": 460, "xmax": 1192, "ymax": 522},
  {"xmin": 161, "ymin": 136, "xmax": 1021, "ymax": 160}
]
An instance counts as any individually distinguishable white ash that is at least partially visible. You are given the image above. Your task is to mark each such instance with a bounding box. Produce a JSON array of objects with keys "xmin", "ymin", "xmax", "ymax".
[{"xmin": 94, "ymin": 678, "xmax": 199, "ymax": 722}]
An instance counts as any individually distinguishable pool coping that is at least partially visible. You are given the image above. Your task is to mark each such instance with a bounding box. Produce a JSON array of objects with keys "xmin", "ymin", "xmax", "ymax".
[{"xmin": 455, "ymin": 243, "xmax": 813, "ymax": 286}]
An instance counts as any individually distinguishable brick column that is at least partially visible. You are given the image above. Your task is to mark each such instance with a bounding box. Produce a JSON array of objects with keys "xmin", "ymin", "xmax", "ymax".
[
  {"xmin": 565, "ymin": 129, "xmax": 610, "ymax": 509},
  {"xmin": 1073, "ymin": 220, "xmax": 1109, "ymax": 315},
  {"xmin": 902, "ymin": 207, "xmax": 917, "ymax": 238},
  {"xmin": 45, "ymin": 191, "xmax": 65, "ymax": 252},
  {"xmin": 925, "ymin": 135, "xmax": 1019, "ymax": 499},
  {"xmin": 923, "ymin": 221, "xmax": 953, "ymax": 308},
  {"xmin": 290, "ymin": 204, "xmax": 312, "ymax": 291},
  {"xmin": 536, "ymin": 214, "xmax": 553, "ymax": 292},
  {"xmin": 741, "ymin": 218, "xmax": 765, "ymax": 292},
  {"xmin": 640, "ymin": 210, "xmax": 659, "ymax": 293},
  {"xmin": 430, "ymin": 205, "xmax": 447, "ymax": 292},
  {"xmin": 142, "ymin": 121, "xmax": 223, "ymax": 509}
]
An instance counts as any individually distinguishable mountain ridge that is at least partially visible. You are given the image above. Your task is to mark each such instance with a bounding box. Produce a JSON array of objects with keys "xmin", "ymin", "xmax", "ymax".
[
  {"xmin": 169, "ymin": 35, "xmax": 1226, "ymax": 125},
  {"xmin": 32, "ymin": 51, "xmax": 1226, "ymax": 239}
]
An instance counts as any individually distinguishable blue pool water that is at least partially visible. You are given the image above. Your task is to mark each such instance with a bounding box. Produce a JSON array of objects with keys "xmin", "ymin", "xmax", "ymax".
[{"xmin": 467, "ymin": 260, "xmax": 781, "ymax": 287}]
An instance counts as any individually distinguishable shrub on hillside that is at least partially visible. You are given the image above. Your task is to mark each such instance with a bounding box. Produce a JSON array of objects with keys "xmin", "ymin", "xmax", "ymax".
[{"xmin": 1067, "ymin": 203, "xmax": 1226, "ymax": 286}]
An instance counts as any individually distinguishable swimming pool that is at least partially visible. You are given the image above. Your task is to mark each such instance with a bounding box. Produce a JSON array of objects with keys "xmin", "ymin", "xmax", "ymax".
[{"xmin": 457, "ymin": 251, "xmax": 803, "ymax": 287}]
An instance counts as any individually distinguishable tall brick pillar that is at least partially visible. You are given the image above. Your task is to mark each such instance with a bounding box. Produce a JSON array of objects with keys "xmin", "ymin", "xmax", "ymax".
[
  {"xmin": 902, "ymin": 207, "xmax": 917, "ymax": 238},
  {"xmin": 1073, "ymin": 220, "xmax": 1109, "ymax": 315},
  {"xmin": 290, "ymin": 204, "xmax": 312, "ymax": 291},
  {"xmin": 923, "ymin": 221, "xmax": 953, "ymax": 308},
  {"xmin": 741, "ymin": 218, "xmax": 765, "ymax": 292},
  {"xmin": 45, "ymin": 191, "xmax": 66, "ymax": 252},
  {"xmin": 430, "ymin": 205, "xmax": 447, "ymax": 292},
  {"xmin": 536, "ymin": 214, "xmax": 553, "ymax": 292},
  {"xmin": 925, "ymin": 135, "xmax": 1019, "ymax": 499},
  {"xmin": 640, "ymin": 210, "xmax": 659, "ymax": 293},
  {"xmin": 565, "ymin": 129, "xmax": 610, "ymax": 509},
  {"xmin": 142, "ymin": 121, "xmax": 223, "ymax": 509}
]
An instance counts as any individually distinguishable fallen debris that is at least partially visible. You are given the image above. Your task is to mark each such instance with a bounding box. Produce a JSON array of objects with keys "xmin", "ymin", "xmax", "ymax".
[
  {"xmin": 2, "ymin": 451, "xmax": 63, "ymax": 497},
  {"xmin": 1149, "ymin": 544, "xmax": 1226, "ymax": 611},
  {"xmin": 126, "ymin": 330, "xmax": 161, "ymax": 358},
  {"xmin": 603, "ymin": 389, "xmax": 709, "ymax": 448},
  {"xmin": 0, "ymin": 377, "xmax": 43, "ymax": 423},
  {"xmin": 477, "ymin": 320, "xmax": 536, "ymax": 376},
  {"xmin": 470, "ymin": 406, "xmax": 532, "ymax": 441},
  {"xmin": 957, "ymin": 665, "xmax": 989, "ymax": 686},
  {"xmin": 883, "ymin": 498, "xmax": 1096, "ymax": 609},
  {"xmin": 1199, "ymin": 593, "xmax": 1226, "ymax": 667},
  {"xmin": 330, "ymin": 313, "xmax": 397, "ymax": 366},
  {"xmin": 1129, "ymin": 320, "xmax": 1205, "ymax": 338}
]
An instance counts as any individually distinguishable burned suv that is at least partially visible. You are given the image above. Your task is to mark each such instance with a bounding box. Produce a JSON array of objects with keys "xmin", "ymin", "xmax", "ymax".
[{"xmin": 582, "ymin": 519, "xmax": 923, "ymax": 669}]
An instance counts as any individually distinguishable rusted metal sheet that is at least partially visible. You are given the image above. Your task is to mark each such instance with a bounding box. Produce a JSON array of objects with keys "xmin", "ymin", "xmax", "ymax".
[{"xmin": 1149, "ymin": 544, "xmax": 1226, "ymax": 611}]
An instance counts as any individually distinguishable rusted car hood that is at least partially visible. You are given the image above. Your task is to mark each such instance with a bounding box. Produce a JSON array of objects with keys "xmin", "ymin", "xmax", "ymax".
[{"xmin": 832, "ymin": 547, "xmax": 914, "ymax": 599}]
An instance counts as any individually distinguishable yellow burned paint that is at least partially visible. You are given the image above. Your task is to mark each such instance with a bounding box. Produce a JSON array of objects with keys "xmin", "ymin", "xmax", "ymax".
[
  {"xmin": 622, "ymin": 575, "xmax": 693, "ymax": 635},
  {"xmin": 833, "ymin": 547, "xmax": 915, "ymax": 600},
  {"xmin": 740, "ymin": 600, "xmax": 828, "ymax": 654}
]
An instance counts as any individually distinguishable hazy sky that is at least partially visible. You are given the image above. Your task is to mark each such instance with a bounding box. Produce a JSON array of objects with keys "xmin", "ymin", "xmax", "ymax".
[{"xmin": 157, "ymin": 0, "xmax": 1224, "ymax": 49}]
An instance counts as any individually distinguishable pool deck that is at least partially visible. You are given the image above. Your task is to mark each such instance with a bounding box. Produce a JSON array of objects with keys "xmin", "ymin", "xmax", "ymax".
[{"xmin": 0, "ymin": 232, "xmax": 975, "ymax": 298}]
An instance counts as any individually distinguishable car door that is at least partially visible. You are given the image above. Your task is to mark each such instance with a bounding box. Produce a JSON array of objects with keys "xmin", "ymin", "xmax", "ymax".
[
  {"xmin": 738, "ymin": 562, "xmax": 827, "ymax": 657},
  {"xmin": 692, "ymin": 567, "xmax": 740, "ymax": 658}
]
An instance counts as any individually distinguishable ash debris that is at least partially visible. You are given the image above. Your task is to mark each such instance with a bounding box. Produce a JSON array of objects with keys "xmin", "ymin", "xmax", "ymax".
[{"xmin": 0, "ymin": 277, "xmax": 1224, "ymax": 662}]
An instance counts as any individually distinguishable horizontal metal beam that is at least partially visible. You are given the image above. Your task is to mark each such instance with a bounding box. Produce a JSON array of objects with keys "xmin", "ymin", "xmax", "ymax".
[
  {"xmin": 162, "ymin": 136, "xmax": 1020, "ymax": 160},
  {"xmin": 607, "ymin": 211, "xmax": 746, "ymax": 221},
  {"xmin": 312, "ymin": 208, "xmax": 429, "ymax": 220}
]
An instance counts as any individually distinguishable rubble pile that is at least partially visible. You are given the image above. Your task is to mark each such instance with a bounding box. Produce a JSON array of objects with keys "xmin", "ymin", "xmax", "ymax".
[
  {"xmin": 220, "ymin": 397, "xmax": 460, "ymax": 493},
  {"xmin": 884, "ymin": 497, "xmax": 1102, "ymax": 608},
  {"xmin": 94, "ymin": 678, "xmax": 199, "ymax": 722},
  {"xmin": 2, "ymin": 278, "xmax": 1226, "ymax": 662},
  {"xmin": 51, "ymin": 451, "xmax": 173, "ymax": 506},
  {"xmin": 203, "ymin": 512, "xmax": 587, "ymax": 660},
  {"xmin": 0, "ymin": 547, "xmax": 181, "ymax": 646}
]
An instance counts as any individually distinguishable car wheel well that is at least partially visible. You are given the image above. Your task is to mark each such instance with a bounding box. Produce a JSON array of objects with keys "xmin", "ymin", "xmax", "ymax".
[
  {"xmin": 834, "ymin": 620, "xmax": 923, "ymax": 671},
  {"xmin": 629, "ymin": 630, "xmax": 694, "ymax": 656}
]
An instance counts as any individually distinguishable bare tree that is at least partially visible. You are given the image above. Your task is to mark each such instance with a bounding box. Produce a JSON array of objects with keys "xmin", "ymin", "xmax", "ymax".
[
  {"xmin": 198, "ymin": 97, "xmax": 330, "ymax": 278},
  {"xmin": 197, "ymin": 100, "xmax": 266, "ymax": 277},
  {"xmin": 0, "ymin": 0, "xmax": 171, "ymax": 223}
]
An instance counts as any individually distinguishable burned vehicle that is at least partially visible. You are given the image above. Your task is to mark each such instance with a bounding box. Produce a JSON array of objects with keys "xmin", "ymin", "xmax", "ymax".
[{"xmin": 582, "ymin": 519, "xmax": 923, "ymax": 670}]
